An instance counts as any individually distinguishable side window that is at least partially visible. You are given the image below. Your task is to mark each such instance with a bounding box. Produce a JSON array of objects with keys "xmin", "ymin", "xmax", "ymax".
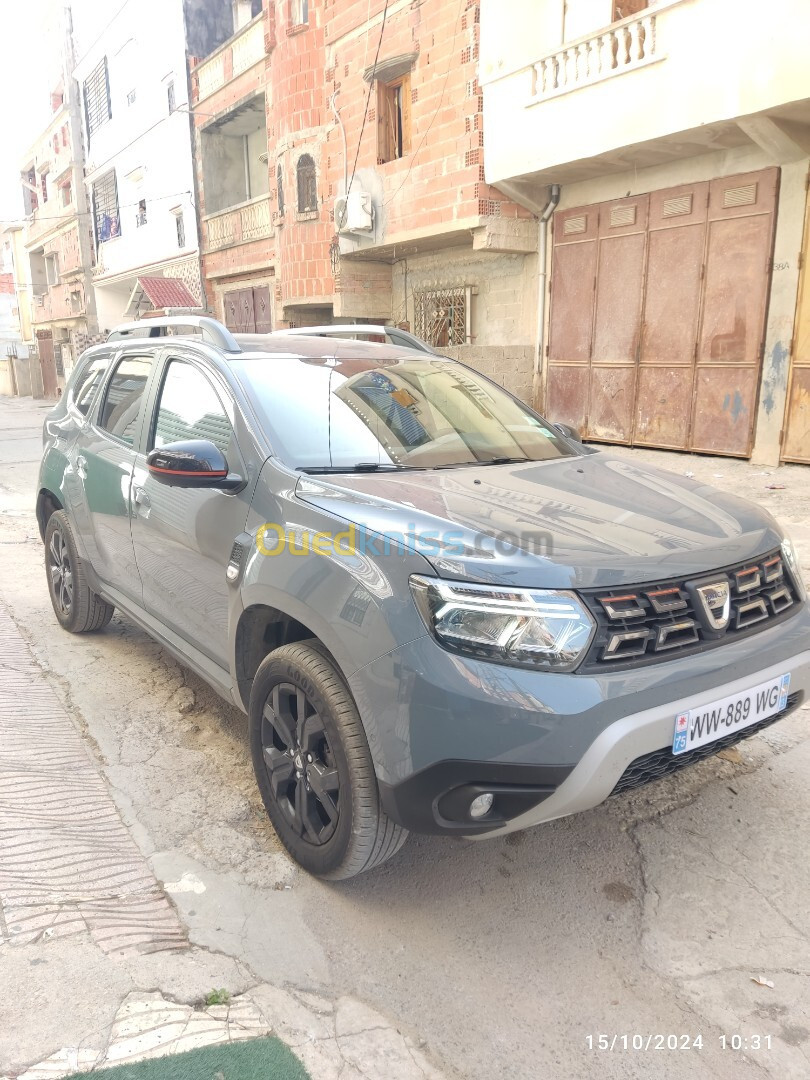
[
  {"xmin": 98, "ymin": 356, "xmax": 153, "ymax": 445},
  {"xmin": 71, "ymin": 356, "xmax": 109, "ymax": 416},
  {"xmin": 152, "ymin": 360, "xmax": 233, "ymax": 455}
]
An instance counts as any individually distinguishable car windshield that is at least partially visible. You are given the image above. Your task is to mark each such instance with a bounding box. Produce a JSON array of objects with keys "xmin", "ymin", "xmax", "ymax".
[{"xmin": 233, "ymin": 355, "xmax": 577, "ymax": 470}]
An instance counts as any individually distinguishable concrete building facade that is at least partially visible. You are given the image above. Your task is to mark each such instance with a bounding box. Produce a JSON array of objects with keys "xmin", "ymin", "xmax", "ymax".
[
  {"xmin": 192, "ymin": 0, "xmax": 537, "ymax": 400},
  {"xmin": 19, "ymin": 6, "xmax": 98, "ymax": 397},
  {"xmin": 69, "ymin": 0, "xmax": 234, "ymax": 331},
  {"xmin": 481, "ymin": 0, "xmax": 810, "ymax": 464}
]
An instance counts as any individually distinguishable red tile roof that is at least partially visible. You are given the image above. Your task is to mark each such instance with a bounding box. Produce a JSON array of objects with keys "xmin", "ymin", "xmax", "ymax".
[{"xmin": 137, "ymin": 276, "xmax": 198, "ymax": 310}]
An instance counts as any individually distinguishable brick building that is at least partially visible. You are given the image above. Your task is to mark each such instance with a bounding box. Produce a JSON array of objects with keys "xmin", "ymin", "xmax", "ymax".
[{"xmin": 192, "ymin": 0, "xmax": 538, "ymax": 401}]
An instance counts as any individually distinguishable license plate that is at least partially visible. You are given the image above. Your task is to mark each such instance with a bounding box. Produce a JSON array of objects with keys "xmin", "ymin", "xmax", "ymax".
[{"xmin": 672, "ymin": 673, "xmax": 791, "ymax": 755}]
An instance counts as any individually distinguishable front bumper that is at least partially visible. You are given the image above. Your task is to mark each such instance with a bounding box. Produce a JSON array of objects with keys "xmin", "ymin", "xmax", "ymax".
[
  {"xmin": 469, "ymin": 654, "xmax": 808, "ymax": 838},
  {"xmin": 351, "ymin": 603, "xmax": 810, "ymax": 837}
]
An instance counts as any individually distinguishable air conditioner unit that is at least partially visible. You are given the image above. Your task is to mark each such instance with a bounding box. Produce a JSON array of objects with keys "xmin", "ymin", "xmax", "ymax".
[{"xmin": 335, "ymin": 189, "xmax": 374, "ymax": 234}]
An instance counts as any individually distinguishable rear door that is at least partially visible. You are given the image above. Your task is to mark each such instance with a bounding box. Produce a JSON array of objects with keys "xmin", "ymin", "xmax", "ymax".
[
  {"xmin": 74, "ymin": 352, "xmax": 156, "ymax": 602},
  {"xmin": 130, "ymin": 353, "xmax": 255, "ymax": 666}
]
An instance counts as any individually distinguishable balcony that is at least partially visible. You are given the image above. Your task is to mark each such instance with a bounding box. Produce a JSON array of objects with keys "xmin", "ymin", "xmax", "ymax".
[
  {"xmin": 204, "ymin": 195, "xmax": 272, "ymax": 252},
  {"xmin": 532, "ymin": 9, "xmax": 659, "ymax": 102},
  {"xmin": 194, "ymin": 14, "xmax": 265, "ymax": 104},
  {"xmin": 481, "ymin": 0, "xmax": 810, "ymax": 189}
]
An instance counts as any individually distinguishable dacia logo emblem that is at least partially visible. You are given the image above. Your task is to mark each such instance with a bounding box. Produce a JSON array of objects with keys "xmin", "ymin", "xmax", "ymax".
[{"xmin": 695, "ymin": 580, "xmax": 731, "ymax": 631}]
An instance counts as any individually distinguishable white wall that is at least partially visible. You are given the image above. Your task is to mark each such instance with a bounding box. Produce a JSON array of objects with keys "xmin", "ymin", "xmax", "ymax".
[
  {"xmin": 481, "ymin": 0, "xmax": 810, "ymax": 186},
  {"xmin": 73, "ymin": 0, "xmax": 200, "ymax": 281}
]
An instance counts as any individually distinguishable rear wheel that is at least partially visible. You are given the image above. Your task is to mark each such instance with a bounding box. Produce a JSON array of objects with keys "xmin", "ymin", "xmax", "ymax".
[
  {"xmin": 45, "ymin": 511, "xmax": 114, "ymax": 633},
  {"xmin": 249, "ymin": 641, "xmax": 408, "ymax": 879}
]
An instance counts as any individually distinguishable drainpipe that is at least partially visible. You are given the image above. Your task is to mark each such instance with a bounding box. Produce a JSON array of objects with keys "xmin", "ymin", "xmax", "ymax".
[
  {"xmin": 330, "ymin": 91, "xmax": 348, "ymax": 203},
  {"xmin": 534, "ymin": 183, "xmax": 560, "ymax": 412}
]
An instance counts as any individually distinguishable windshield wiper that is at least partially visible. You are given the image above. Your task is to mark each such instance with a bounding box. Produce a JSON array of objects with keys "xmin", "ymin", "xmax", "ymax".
[
  {"xmin": 299, "ymin": 463, "xmax": 418, "ymax": 474},
  {"xmin": 432, "ymin": 456, "xmax": 530, "ymax": 469}
]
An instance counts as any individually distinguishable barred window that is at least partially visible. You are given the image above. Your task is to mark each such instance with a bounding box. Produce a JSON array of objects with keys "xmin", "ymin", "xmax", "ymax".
[
  {"xmin": 92, "ymin": 170, "xmax": 121, "ymax": 244},
  {"xmin": 83, "ymin": 57, "xmax": 111, "ymax": 141},
  {"xmin": 413, "ymin": 287, "xmax": 471, "ymax": 348},
  {"xmin": 296, "ymin": 154, "xmax": 317, "ymax": 213}
]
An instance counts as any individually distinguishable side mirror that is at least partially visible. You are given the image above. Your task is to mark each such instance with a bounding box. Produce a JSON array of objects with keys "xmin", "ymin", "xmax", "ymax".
[
  {"xmin": 553, "ymin": 422, "xmax": 582, "ymax": 443},
  {"xmin": 146, "ymin": 439, "xmax": 244, "ymax": 490}
]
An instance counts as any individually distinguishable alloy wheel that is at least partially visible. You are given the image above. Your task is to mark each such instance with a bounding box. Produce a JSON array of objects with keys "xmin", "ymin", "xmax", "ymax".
[
  {"xmin": 48, "ymin": 527, "xmax": 73, "ymax": 616},
  {"xmin": 261, "ymin": 682, "xmax": 340, "ymax": 845}
]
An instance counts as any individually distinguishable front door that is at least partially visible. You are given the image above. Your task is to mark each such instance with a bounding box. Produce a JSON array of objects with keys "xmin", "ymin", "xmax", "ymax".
[
  {"xmin": 130, "ymin": 355, "xmax": 253, "ymax": 667},
  {"xmin": 223, "ymin": 285, "xmax": 271, "ymax": 332},
  {"xmin": 37, "ymin": 331, "xmax": 58, "ymax": 398},
  {"xmin": 74, "ymin": 353, "xmax": 155, "ymax": 602}
]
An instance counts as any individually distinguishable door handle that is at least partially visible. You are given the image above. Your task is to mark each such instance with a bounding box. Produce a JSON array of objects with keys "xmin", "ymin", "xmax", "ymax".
[
  {"xmin": 76, "ymin": 454, "xmax": 87, "ymax": 480},
  {"xmin": 133, "ymin": 486, "xmax": 151, "ymax": 510}
]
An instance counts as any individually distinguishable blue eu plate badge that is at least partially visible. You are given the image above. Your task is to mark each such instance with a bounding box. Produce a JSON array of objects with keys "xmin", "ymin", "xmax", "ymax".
[{"xmin": 673, "ymin": 711, "xmax": 689, "ymax": 755}]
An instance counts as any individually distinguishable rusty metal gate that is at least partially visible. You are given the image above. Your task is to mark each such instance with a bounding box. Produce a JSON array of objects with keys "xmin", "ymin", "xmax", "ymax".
[
  {"xmin": 781, "ymin": 193, "xmax": 810, "ymax": 463},
  {"xmin": 546, "ymin": 168, "xmax": 779, "ymax": 456}
]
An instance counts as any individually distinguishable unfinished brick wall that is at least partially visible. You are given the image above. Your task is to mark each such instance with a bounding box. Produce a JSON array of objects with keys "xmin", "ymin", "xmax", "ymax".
[
  {"xmin": 192, "ymin": 0, "xmax": 536, "ymax": 383},
  {"xmin": 320, "ymin": 0, "xmax": 532, "ymax": 239}
]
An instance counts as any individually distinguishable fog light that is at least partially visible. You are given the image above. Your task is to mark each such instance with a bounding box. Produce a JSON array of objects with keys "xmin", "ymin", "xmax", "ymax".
[{"xmin": 469, "ymin": 792, "xmax": 494, "ymax": 819}]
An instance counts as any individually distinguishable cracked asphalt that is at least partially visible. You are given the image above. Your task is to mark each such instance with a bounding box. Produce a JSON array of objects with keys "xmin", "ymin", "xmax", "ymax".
[{"xmin": 1, "ymin": 394, "xmax": 810, "ymax": 1079}]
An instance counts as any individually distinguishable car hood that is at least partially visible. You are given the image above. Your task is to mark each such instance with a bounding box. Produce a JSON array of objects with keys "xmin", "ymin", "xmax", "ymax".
[{"xmin": 294, "ymin": 453, "xmax": 783, "ymax": 589}]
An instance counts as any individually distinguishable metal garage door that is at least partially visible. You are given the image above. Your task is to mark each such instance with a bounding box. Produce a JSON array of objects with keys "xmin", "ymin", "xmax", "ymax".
[
  {"xmin": 546, "ymin": 168, "xmax": 779, "ymax": 456},
  {"xmin": 781, "ymin": 195, "xmax": 810, "ymax": 463}
]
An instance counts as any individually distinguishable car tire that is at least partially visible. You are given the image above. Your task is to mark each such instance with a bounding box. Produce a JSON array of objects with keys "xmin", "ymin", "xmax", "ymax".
[
  {"xmin": 249, "ymin": 640, "xmax": 408, "ymax": 879},
  {"xmin": 45, "ymin": 510, "xmax": 115, "ymax": 633}
]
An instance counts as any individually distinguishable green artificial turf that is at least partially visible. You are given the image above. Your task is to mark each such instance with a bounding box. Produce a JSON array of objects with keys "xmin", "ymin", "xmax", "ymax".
[{"xmin": 65, "ymin": 1037, "xmax": 310, "ymax": 1080}]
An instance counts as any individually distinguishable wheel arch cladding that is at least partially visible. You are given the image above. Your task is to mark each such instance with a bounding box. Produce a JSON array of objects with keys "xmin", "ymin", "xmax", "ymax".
[
  {"xmin": 36, "ymin": 488, "xmax": 64, "ymax": 542},
  {"xmin": 234, "ymin": 603, "xmax": 341, "ymax": 711}
]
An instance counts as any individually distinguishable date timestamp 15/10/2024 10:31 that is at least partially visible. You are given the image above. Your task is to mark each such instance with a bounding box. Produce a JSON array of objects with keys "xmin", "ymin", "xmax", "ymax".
[{"xmin": 585, "ymin": 1034, "xmax": 774, "ymax": 1051}]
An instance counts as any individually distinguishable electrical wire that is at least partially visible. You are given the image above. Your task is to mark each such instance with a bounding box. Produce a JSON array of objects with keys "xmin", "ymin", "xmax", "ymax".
[
  {"xmin": 383, "ymin": 0, "xmax": 465, "ymax": 210},
  {"xmin": 345, "ymin": 0, "xmax": 390, "ymax": 199},
  {"xmin": 0, "ymin": 190, "xmax": 195, "ymax": 229}
]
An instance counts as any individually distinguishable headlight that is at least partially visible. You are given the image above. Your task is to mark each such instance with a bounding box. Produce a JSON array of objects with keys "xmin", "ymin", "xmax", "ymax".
[
  {"xmin": 781, "ymin": 535, "xmax": 807, "ymax": 601},
  {"xmin": 410, "ymin": 575, "xmax": 596, "ymax": 671}
]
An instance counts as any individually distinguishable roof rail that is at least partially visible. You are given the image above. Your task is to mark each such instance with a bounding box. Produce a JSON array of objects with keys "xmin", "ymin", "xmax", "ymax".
[{"xmin": 106, "ymin": 316, "xmax": 241, "ymax": 352}]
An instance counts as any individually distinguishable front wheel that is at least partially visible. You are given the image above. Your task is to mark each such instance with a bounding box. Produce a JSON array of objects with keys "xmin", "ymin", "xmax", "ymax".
[
  {"xmin": 249, "ymin": 641, "xmax": 408, "ymax": 879},
  {"xmin": 45, "ymin": 511, "xmax": 114, "ymax": 633}
]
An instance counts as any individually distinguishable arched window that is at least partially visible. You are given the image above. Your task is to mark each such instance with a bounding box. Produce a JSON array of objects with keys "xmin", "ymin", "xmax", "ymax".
[
  {"xmin": 276, "ymin": 162, "xmax": 284, "ymax": 216},
  {"xmin": 296, "ymin": 154, "xmax": 317, "ymax": 213}
]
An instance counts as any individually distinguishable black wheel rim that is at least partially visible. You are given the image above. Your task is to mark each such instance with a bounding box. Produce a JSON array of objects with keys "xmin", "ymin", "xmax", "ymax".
[
  {"xmin": 261, "ymin": 682, "xmax": 340, "ymax": 846},
  {"xmin": 48, "ymin": 528, "xmax": 73, "ymax": 616}
]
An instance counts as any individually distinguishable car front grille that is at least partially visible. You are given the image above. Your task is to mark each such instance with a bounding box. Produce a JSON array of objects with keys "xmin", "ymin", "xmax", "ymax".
[
  {"xmin": 610, "ymin": 691, "xmax": 803, "ymax": 798},
  {"xmin": 579, "ymin": 549, "xmax": 801, "ymax": 672}
]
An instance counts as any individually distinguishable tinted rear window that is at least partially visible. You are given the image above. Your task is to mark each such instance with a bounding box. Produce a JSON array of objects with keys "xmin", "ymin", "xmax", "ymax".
[
  {"xmin": 70, "ymin": 356, "xmax": 109, "ymax": 416},
  {"xmin": 98, "ymin": 357, "xmax": 153, "ymax": 445}
]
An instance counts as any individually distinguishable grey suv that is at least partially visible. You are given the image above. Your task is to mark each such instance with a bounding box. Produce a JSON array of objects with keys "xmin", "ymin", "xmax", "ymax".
[{"xmin": 38, "ymin": 316, "xmax": 809, "ymax": 878}]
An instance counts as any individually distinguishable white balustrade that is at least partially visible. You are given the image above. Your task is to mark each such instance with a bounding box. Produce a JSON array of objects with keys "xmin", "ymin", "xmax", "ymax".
[
  {"xmin": 232, "ymin": 18, "xmax": 265, "ymax": 76},
  {"xmin": 196, "ymin": 53, "xmax": 225, "ymax": 100},
  {"xmin": 533, "ymin": 11, "xmax": 657, "ymax": 101}
]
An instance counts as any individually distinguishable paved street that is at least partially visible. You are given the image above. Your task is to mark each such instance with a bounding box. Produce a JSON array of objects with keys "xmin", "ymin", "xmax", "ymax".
[{"xmin": 1, "ymin": 394, "xmax": 810, "ymax": 1079}]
